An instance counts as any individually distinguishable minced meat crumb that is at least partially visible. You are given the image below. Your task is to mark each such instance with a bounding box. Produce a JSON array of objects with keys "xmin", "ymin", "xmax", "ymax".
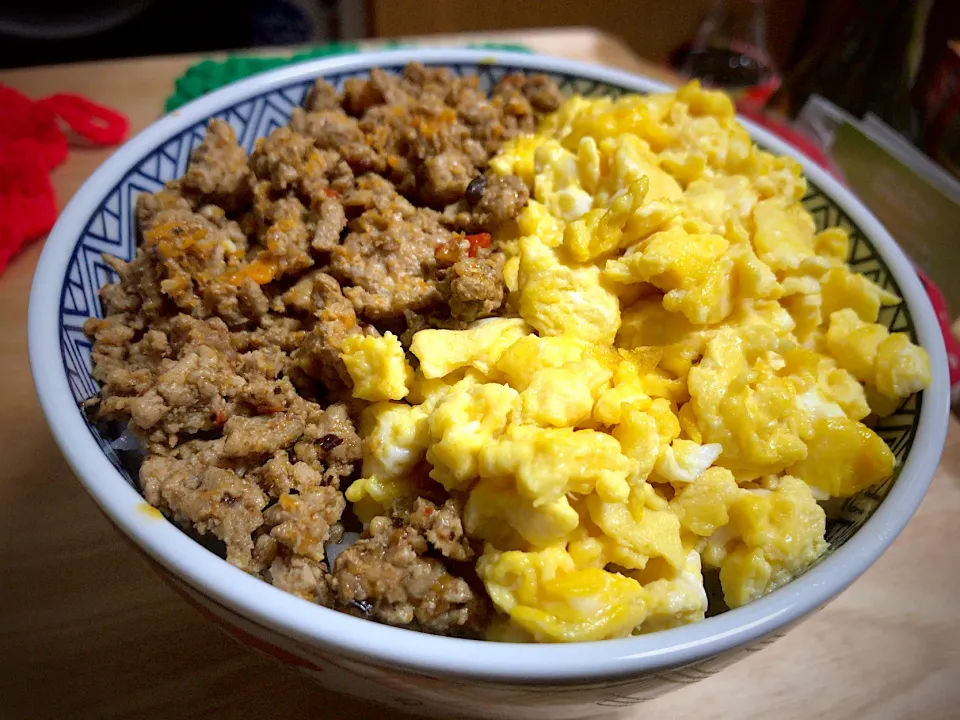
[
  {"xmin": 322, "ymin": 514, "xmax": 487, "ymax": 635},
  {"xmin": 85, "ymin": 63, "xmax": 561, "ymax": 638}
]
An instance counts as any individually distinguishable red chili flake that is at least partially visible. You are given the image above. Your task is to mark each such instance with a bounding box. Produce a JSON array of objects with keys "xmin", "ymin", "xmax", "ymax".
[
  {"xmin": 321, "ymin": 187, "xmax": 341, "ymax": 199},
  {"xmin": 423, "ymin": 507, "xmax": 434, "ymax": 516},
  {"xmin": 213, "ymin": 409, "xmax": 227, "ymax": 424},
  {"xmin": 464, "ymin": 232, "xmax": 491, "ymax": 257}
]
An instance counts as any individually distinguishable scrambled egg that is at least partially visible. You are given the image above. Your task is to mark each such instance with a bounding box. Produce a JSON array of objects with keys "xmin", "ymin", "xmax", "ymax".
[
  {"xmin": 704, "ymin": 476, "xmax": 828, "ymax": 608},
  {"xmin": 340, "ymin": 332, "xmax": 412, "ymax": 401},
  {"xmin": 342, "ymin": 81, "xmax": 933, "ymax": 642}
]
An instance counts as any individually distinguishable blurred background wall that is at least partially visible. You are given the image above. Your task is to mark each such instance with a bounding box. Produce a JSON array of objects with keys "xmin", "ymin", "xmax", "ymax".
[
  {"xmin": 365, "ymin": 0, "xmax": 808, "ymax": 69},
  {"xmin": 2, "ymin": 0, "xmax": 959, "ymax": 155},
  {"xmin": 0, "ymin": 0, "xmax": 806, "ymax": 69}
]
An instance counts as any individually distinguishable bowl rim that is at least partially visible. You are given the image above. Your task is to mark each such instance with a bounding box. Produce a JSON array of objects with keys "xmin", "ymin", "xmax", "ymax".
[{"xmin": 28, "ymin": 47, "xmax": 950, "ymax": 683}]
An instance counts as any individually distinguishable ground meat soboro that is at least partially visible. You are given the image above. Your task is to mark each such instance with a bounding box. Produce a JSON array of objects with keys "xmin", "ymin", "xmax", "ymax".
[
  {"xmin": 330, "ymin": 180, "xmax": 447, "ymax": 320},
  {"xmin": 323, "ymin": 508, "xmax": 487, "ymax": 636},
  {"xmin": 84, "ymin": 63, "xmax": 562, "ymax": 638}
]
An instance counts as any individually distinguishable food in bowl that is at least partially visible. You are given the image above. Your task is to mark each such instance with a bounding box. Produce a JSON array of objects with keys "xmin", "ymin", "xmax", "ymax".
[{"xmin": 83, "ymin": 62, "xmax": 932, "ymax": 644}]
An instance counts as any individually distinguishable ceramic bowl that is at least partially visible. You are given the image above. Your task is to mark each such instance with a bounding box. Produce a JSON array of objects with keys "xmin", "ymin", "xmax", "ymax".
[{"xmin": 28, "ymin": 49, "xmax": 950, "ymax": 719}]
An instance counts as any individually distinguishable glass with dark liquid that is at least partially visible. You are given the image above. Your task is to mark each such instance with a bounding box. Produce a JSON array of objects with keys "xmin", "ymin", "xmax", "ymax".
[{"xmin": 677, "ymin": 0, "xmax": 781, "ymax": 105}]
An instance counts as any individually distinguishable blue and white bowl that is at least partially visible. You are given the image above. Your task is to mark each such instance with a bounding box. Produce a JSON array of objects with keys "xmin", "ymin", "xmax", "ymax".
[{"xmin": 28, "ymin": 49, "xmax": 950, "ymax": 719}]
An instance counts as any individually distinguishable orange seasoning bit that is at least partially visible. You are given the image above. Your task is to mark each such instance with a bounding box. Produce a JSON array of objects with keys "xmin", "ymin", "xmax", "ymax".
[
  {"xmin": 244, "ymin": 258, "xmax": 279, "ymax": 285},
  {"xmin": 434, "ymin": 239, "xmax": 458, "ymax": 263},
  {"xmin": 145, "ymin": 220, "xmax": 208, "ymax": 259},
  {"xmin": 413, "ymin": 107, "xmax": 457, "ymax": 138},
  {"xmin": 321, "ymin": 187, "xmax": 341, "ymax": 199},
  {"xmin": 225, "ymin": 257, "xmax": 279, "ymax": 286},
  {"xmin": 319, "ymin": 306, "xmax": 356, "ymax": 329},
  {"xmin": 274, "ymin": 216, "xmax": 299, "ymax": 234}
]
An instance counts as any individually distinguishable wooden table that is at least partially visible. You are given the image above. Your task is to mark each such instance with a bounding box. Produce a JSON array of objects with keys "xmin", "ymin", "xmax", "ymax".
[{"xmin": 1, "ymin": 28, "xmax": 958, "ymax": 720}]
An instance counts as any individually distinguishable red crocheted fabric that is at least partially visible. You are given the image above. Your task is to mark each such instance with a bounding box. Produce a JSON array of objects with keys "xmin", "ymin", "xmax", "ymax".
[{"xmin": 0, "ymin": 84, "xmax": 128, "ymax": 275}]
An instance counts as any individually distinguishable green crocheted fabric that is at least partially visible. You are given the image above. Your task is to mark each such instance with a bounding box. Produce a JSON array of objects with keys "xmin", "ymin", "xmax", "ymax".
[{"xmin": 165, "ymin": 41, "xmax": 533, "ymax": 112}]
